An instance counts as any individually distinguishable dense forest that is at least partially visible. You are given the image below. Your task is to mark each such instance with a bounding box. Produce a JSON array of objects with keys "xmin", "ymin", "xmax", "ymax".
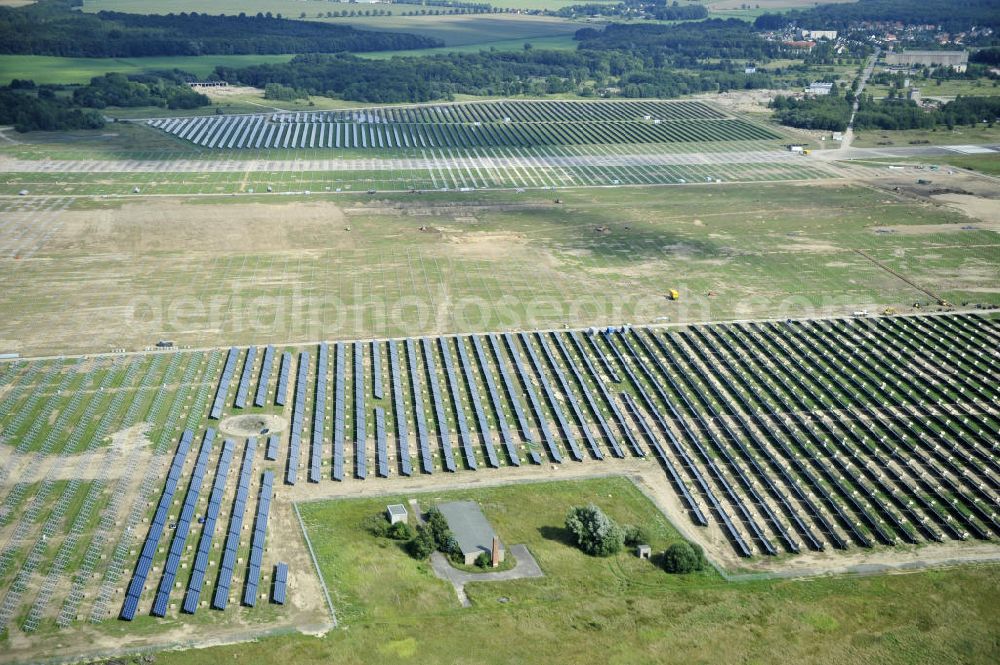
[
  {"xmin": 1, "ymin": 73, "xmax": 210, "ymax": 132},
  {"xmin": 215, "ymin": 20, "xmax": 796, "ymax": 103},
  {"xmin": 754, "ymin": 0, "xmax": 1000, "ymax": 34},
  {"xmin": 0, "ymin": 0, "xmax": 440, "ymax": 57},
  {"xmin": 771, "ymin": 91, "xmax": 1000, "ymax": 133}
]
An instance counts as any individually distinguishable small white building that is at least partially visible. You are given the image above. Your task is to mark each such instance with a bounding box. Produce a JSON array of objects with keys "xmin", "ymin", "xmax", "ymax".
[
  {"xmin": 808, "ymin": 82, "xmax": 834, "ymax": 95},
  {"xmin": 802, "ymin": 29, "xmax": 838, "ymax": 41},
  {"xmin": 386, "ymin": 504, "xmax": 408, "ymax": 525}
]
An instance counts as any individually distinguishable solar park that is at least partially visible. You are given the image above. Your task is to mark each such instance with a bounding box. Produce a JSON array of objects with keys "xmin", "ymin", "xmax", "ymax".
[
  {"xmin": 0, "ymin": 310, "xmax": 997, "ymax": 656},
  {"xmin": 2, "ymin": 91, "xmax": 1000, "ymax": 664}
]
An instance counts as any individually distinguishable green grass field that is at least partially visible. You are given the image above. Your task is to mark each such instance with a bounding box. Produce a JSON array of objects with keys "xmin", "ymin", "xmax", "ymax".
[
  {"xmin": 308, "ymin": 14, "xmax": 582, "ymax": 47},
  {"xmin": 82, "ymin": 0, "xmax": 617, "ymax": 14},
  {"xmin": 154, "ymin": 477, "xmax": 1000, "ymax": 665},
  {"xmin": 851, "ymin": 124, "xmax": 1000, "ymax": 148},
  {"xmin": 0, "ymin": 54, "xmax": 295, "ymax": 86}
]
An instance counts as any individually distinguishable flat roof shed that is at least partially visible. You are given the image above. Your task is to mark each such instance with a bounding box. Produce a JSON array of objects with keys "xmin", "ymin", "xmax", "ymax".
[{"xmin": 437, "ymin": 500, "xmax": 505, "ymax": 566}]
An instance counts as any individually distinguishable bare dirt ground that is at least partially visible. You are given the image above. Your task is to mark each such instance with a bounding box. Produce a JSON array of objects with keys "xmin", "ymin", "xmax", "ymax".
[{"xmin": 219, "ymin": 413, "xmax": 287, "ymax": 438}]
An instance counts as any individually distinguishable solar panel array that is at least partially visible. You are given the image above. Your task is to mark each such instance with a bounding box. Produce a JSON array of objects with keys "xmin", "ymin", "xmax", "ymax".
[
  {"xmin": 271, "ymin": 562, "xmax": 288, "ymax": 605},
  {"xmin": 152, "ymin": 429, "xmax": 216, "ymax": 616},
  {"xmin": 286, "ymin": 351, "xmax": 310, "ymax": 485},
  {"xmin": 146, "ymin": 101, "xmax": 780, "ymax": 151},
  {"xmin": 422, "ymin": 337, "xmax": 456, "ymax": 472},
  {"xmin": 108, "ymin": 312, "xmax": 1000, "ymax": 599},
  {"xmin": 183, "ymin": 438, "xmax": 236, "ymax": 613},
  {"xmin": 254, "ymin": 345, "xmax": 275, "ymax": 407},
  {"xmin": 120, "ymin": 430, "xmax": 193, "ymax": 620},
  {"xmin": 212, "ymin": 438, "xmax": 257, "ymax": 610},
  {"xmin": 242, "ymin": 471, "xmax": 274, "ymax": 607},
  {"xmin": 209, "ymin": 347, "xmax": 240, "ymax": 419},
  {"xmin": 234, "ymin": 347, "xmax": 258, "ymax": 409}
]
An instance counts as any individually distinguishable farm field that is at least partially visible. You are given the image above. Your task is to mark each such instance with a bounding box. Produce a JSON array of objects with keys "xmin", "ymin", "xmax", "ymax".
[
  {"xmin": 0, "ymin": 311, "xmax": 997, "ymax": 663},
  {"xmin": 82, "ymin": 0, "xmax": 619, "ymax": 14},
  {"xmin": 0, "ymin": 54, "xmax": 296, "ymax": 86},
  {"xmin": 851, "ymin": 124, "xmax": 1000, "ymax": 149},
  {"xmin": 308, "ymin": 14, "xmax": 583, "ymax": 47}
]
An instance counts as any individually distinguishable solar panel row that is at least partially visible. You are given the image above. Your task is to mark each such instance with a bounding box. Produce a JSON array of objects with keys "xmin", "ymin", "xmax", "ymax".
[
  {"xmin": 120, "ymin": 430, "xmax": 194, "ymax": 620},
  {"xmin": 406, "ymin": 338, "xmax": 433, "ymax": 474},
  {"xmin": 286, "ymin": 351, "xmax": 311, "ymax": 486},
  {"xmin": 212, "ymin": 438, "xmax": 258, "ymax": 610},
  {"xmin": 374, "ymin": 407, "xmax": 389, "ymax": 478},
  {"xmin": 387, "ymin": 340, "xmax": 413, "ymax": 476},
  {"xmin": 274, "ymin": 351, "xmax": 292, "ymax": 407},
  {"xmin": 152, "ymin": 428, "xmax": 216, "ymax": 616},
  {"xmin": 209, "ymin": 347, "xmax": 240, "ymax": 419},
  {"xmin": 354, "ymin": 342, "xmax": 367, "ymax": 479},
  {"xmin": 422, "ymin": 337, "xmax": 456, "ymax": 472},
  {"xmin": 332, "ymin": 343, "xmax": 346, "ymax": 481},
  {"xmin": 183, "ymin": 438, "xmax": 236, "ymax": 613},
  {"xmin": 242, "ymin": 471, "xmax": 274, "ymax": 607},
  {"xmin": 438, "ymin": 337, "xmax": 477, "ymax": 470},
  {"xmin": 254, "ymin": 345, "xmax": 276, "ymax": 407},
  {"xmin": 310, "ymin": 343, "xmax": 328, "ymax": 483},
  {"xmin": 234, "ymin": 347, "xmax": 258, "ymax": 409},
  {"xmin": 372, "ymin": 341, "xmax": 384, "ymax": 400}
]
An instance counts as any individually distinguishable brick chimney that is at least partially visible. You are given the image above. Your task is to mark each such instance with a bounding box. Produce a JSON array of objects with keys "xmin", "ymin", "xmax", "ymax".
[{"xmin": 491, "ymin": 536, "xmax": 500, "ymax": 568}]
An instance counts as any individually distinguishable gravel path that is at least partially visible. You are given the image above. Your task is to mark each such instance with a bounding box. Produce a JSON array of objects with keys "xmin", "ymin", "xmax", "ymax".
[{"xmin": 430, "ymin": 544, "xmax": 543, "ymax": 607}]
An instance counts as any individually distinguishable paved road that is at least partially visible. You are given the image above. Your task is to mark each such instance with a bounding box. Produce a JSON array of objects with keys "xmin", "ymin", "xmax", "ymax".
[
  {"xmin": 430, "ymin": 543, "xmax": 543, "ymax": 607},
  {"xmin": 840, "ymin": 48, "xmax": 879, "ymax": 151}
]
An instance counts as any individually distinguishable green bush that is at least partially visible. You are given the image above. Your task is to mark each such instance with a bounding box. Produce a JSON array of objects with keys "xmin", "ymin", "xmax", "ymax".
[
  {"xmin": 407, "ymin": 524, "xmax": 436, "ymax": 559},
  {"xmin": 475, "ymin": 552, "xmax": 491, "ymax": 568},
  {"xmin": 388, "ymin": 521, "xmax": 413, "ymax": 541},
  {"xmin": 622, "ymin": 524, "xmax": 650, "ymax": 547},
  {"xmin": 361, "ymin": 513, "xmax": 390, "ymax": 538},
  {"xmin": 565, "ymin": 504, "xmax": 624, "ymax": 557},
  {"xmin": 662, "ymin": 542, "xmax": 703, "ymax": 574}
]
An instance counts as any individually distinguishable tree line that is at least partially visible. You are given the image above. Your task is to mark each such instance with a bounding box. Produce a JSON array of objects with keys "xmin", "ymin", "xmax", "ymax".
[
  {"xmin": 0, "ymin": 0, "xmax": 440, "ymax": 58},
  {"xmin": 754, "ymin": 0, "xmax": 1000, "ymax": 35}
]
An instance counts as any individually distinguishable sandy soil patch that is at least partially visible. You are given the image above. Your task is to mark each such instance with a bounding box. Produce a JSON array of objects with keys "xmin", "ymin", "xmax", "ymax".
[
  {"xmin": 219, "ymin": 413, "xmax": 288, "ymax": 438},
  {"xmin": 932, "ymin": 193, "xmax": 1000, "ymax": 227}
]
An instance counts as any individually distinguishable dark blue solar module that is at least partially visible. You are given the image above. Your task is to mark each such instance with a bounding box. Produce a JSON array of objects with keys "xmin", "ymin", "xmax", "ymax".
[
  {"xmin": 254, "ymin": 345, "xmax": 275, "ymax": 407},
  {"xmin": 211, "ymin": 437, "xmax": 258, "ymax": 610},
  {"xmin": 234, "ymin": 346, "xmax": 258, "ymax": 409},
  {"xmin": 333, "ymin": 342, "xmax": 346, "ymax": 480},
  {"xmin": 120, "ymin": 430, "xmax": 194, "ymax": 620},
  {"xmin": 271, "ymin": 562, "xmax": 288, "ymax": 605},
  {"xmin": 422, "ymin": 337, "xmax": 456, "ymax": 472},
  {"xmin": 242, "ymin": 471, "xmax": 274, "ymax": 607},
  {"xmin": 209, "ymin": 347, "xmax": 240, "ymax": 419},
  {"xmin": 182, "ymin": 438, "xmax": 235, "ymax": 614},
  {"xmin": 372, "ymin": 340, "xmax": 384, "ymax": 399},
  {"xmin": 405, "ymin": 339, "xmax": 433, "ymax": 474},
  {"xmin": 274, "ymin": 351, "xmax": 292, "ymax": 406},
  {"xmin": 387, "ymin": 340, "xmax": 412, "ymax": 476},
  {"xmin": 354, "ymin": 341, "xmax": 367, "ymax": 479},
  {"xmin": 310, "ymin": 343, "xmax": 328, "ymax": 483}
]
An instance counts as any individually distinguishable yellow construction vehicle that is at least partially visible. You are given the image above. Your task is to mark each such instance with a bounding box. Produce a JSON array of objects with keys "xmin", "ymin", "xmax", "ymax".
[
  {"xmin": 802, "ymin": 149, "xmax": 812, "ymax": 155},
  {"xmin": 882, "ymin": 307, "xmax": 897, "ymax": 315},
  {"xmin": 667, "ymin": 289, "xmax": 680, "ymax": 301}
]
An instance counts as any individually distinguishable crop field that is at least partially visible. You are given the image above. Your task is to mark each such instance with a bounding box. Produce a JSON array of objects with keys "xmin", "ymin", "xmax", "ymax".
[{"xmin": 0, "ymin": 311, "xmax": 997, "ymax": 662}]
